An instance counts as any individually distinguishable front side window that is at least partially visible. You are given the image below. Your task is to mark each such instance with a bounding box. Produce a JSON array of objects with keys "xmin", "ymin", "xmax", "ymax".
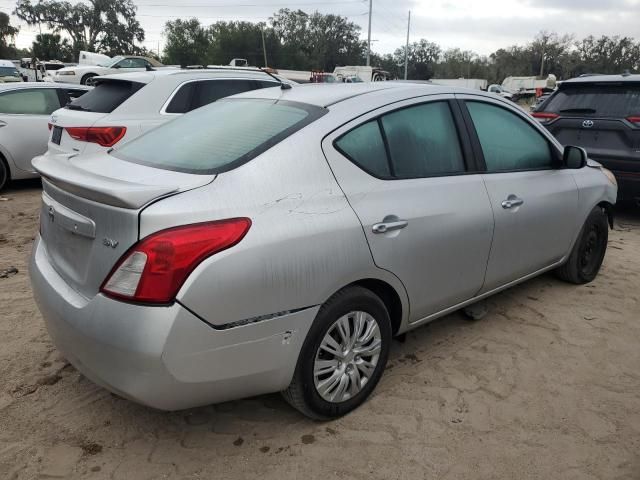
[
  {"xmin": 466, "ymin": 101, "xmax": 553, "ymax": 172},
  {"xmin": 116, "ymin": 58, "xmax": 147, "ymax": 69},
  {"xmin": 114, "ymin": 98, "xmax": 326, "ymax": 174},
  {"xmin": 0, "ymin": 88, "xmax": 60, "ymax": 115}
]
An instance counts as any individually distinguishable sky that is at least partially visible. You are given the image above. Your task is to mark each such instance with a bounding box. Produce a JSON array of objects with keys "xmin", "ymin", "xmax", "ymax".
[{"xmin": 4, "ymin": 0, "xmax": 640, "ymax": 57}]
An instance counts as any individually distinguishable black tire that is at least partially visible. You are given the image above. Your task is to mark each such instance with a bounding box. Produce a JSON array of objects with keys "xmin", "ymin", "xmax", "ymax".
[
  {"xmin": 0, "ymin": 156, "xmax": 9, "ymax": 192},
  {"xmin": 556, "ymin": 206, "xmax": 609, "ymax": 284},
  {"xmin": 81, "ymin": 73, "xmax": 97, "ymax": 85},
  {"xmin": 282, "ymin": 286, "xmax": 392, "ymax": 420}
]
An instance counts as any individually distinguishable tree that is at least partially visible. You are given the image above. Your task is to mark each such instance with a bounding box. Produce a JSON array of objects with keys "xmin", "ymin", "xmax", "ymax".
[
  {"xmin": 14, "ymin": 0, "xmax": 145, "ymax": 58},
  {"xmin": 162, "ymin": 19, "xmax": 210, "ymax": 67},
  {"xmin": 208, "ymin": 21, "xmax": 278, "ymax": 67},
  {"xmin": 269, "ymin": 9, "xmax": 365, "ymax": 71},
  {"xmin": 0, "ymin": 12, "xmax": 19, "ymax": 58},
  {"xmin": 32, "ymin": 33, "xmax": 73, "ymax": 61},
  {"xmin": 394, "ymin": 39, "xmax": 441, "ymax": 79}
]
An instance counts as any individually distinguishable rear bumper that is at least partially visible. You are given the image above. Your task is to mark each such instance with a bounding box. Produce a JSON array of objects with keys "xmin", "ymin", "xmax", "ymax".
[{"xmin": 29, "ymin": 235, "xmax": 317, "ymax": 410}]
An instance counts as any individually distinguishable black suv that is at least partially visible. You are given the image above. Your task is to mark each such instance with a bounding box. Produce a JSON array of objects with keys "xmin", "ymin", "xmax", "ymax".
[{"xmin": 533, "ymin": 74, "xmax": 640, "ymax": 205}]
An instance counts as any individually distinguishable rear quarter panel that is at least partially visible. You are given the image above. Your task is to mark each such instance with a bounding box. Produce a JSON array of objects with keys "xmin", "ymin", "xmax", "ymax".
[{"xmin": 139, "ymin": 122, "xmax": 409, "ymax": 328}]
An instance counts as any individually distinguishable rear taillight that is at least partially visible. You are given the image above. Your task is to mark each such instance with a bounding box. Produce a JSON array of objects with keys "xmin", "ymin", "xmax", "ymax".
[
  {"xmin": 101, "ymin": 218, "xmax": 251, "ymax": 304},
  {"xmin": 531, "ymin": 112, "xmax": 559, "ymax": 123},
  {"xmin": 626, "ymin": 116, "xmax": 640, "ymax": 126},
  {"xmin": 65, "ymin": 126, "xmax": 126, "ymax": 147}
]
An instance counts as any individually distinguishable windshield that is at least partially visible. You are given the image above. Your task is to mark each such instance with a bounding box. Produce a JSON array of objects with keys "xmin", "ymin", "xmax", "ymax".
[
  {"xmin": 101, "ymin": 56, "xmax": 123, "ymax": 67},
  {"xmin": 113, "ymin": 98, "xmax": 327, "ymax": 174},
  {"xmin": 0, "ymin": 67, "xmax": 19, "ymax": 77}
]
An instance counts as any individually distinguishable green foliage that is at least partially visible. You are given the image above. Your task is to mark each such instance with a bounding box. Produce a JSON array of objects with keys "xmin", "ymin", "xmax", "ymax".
[
  {"xmin": 32, "ymin": 33, "xmax": 73, "ymax": 61},
  {"xmin": 162, "ymin": 18, "xmax": 210, "ymax": 67},
  {"xmin": 14, "ymin": 0, "xmax": 145, "ymax": 59},
  {"xmin": 0, "ymin": 12, "xmax": 20, "ymax": 58}
]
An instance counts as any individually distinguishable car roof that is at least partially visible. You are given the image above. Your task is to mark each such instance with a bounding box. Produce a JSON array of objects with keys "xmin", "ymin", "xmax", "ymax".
[
  {"xmin": 0, "ymin": 82, "xmax": 90, "ymax": 91},
  {"xmin": 95, "ymin": 68, "xmax": 286, "ymax": 85},
  {"xmin": 231, "ymin": 81, "xmax": 487, "ymax": 108},
  {"xmin": 561, "ymin": 74, "xmax": 640, "ymax": 85}
]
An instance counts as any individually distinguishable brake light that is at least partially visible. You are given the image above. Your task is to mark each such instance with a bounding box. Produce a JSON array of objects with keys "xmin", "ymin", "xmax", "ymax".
[
  {"xmin": 626, "ymin": 116, "xmax": 640, "ymax": 126},
  {"xmin": 531, "ymin": 112, "xmax": 559, "ymax": 123},
  {"xmin": 101, "ymin": 218, "xmax": 251, "ymax": 304},
  {"xmin": 65, "ymin": 126, "xmax": 126, "ymax": 147}
]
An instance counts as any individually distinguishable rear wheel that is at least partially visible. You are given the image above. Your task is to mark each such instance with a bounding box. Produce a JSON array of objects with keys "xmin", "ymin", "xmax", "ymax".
[
  {"xmin": 556, "ymin": 206, "xmax": 609, "ymax": 284},
  {"xmin": 282, "ymin": 286, "xmax": 391, "ymax": 420},
  {"xmin": 81, "ymin": 73, "xmax": 97, "ymax": 85}
]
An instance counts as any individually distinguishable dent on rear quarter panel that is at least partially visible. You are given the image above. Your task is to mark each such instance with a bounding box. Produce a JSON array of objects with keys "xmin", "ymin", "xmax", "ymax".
[
  {"xmin": 572, "ymin": 167, "xmax": 617, "ymax": 236},
  {"xmin": 139, "ymin": 126, "xmax": 396, "ymax": 327}
]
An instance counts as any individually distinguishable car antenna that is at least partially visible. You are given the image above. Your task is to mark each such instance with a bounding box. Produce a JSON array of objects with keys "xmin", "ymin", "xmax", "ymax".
[{"xmin": 261, "ymin": 67, "xmax": 292, "ymax": 90}]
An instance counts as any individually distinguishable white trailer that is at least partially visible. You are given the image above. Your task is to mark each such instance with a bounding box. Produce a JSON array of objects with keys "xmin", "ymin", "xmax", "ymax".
[{"xmin": 429, "ymin": 78, "xmax": 488, "ymax": 90}]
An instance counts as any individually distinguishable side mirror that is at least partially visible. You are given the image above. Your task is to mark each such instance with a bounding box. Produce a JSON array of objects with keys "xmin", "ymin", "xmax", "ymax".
[
  {"xmin": 112, "ymin": 64, "xmax": 121, "ymax": 69},
  {"xmin": 563, "ymin": 145, "xmax": 588, "ymax": 169}
]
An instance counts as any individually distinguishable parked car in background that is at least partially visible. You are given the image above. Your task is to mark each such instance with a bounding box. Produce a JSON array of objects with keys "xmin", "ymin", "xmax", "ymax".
[
  {"xmin": 31, "ymin": 83, "xmax": 616, "ymax": 419},
  {"xmin": 533, "ymin": 74, "xmax": 640, "ymax": 205},
  {"xmin": 0, "ymin": 82, "xmax": 90, "ymax": 190},
  {"xmin": 45, "ymin": 68, "xmax": 292, "ymax": 158},
  {"xmin": 0, "ymin": 60, "xmax": 22, "ymax": 83},
  {"xmin": 53, "ymin": 56, "xmax": 165, "ymax": 85},
  {"xmin": 487, "ymin": 83, "xmax": 514, "ymax": 100}
]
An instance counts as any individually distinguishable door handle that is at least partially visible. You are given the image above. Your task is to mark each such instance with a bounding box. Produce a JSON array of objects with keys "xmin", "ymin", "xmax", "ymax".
[
  {"xmin": 372, "ymin": 219, "xmax": 408, "ymax": 234},
  {"xmin": 501, "ymin": 196, "xmax": 524, "ymax": 209}
]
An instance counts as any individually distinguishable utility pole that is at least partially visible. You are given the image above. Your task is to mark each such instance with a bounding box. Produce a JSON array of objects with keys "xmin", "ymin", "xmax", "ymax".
[
  {"xmin": 261, "ymin": 29, "xmax": 268, "ymax": 68},
  {"xmin": 404, "ymin": 10, "xmax": 410, "ymax": 80},
  {"xmin": 366, "ymin": 0, "xmax": 373, "ymax": 66}
]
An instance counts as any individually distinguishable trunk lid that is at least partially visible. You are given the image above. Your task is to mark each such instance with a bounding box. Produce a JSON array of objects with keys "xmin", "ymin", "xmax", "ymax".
[{"xmin": 34, "ymin": 152, "xmax": 215, "ymax": 298}]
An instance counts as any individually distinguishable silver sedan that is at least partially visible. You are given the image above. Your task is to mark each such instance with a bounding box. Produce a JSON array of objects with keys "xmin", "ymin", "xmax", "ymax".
[
  {"xmin": 29, "ymin": 82, "xmax": 617, "ymax": 419},
  {"xmin": 0, "ymin": 82, "xmax": 90, "ymax": 190}
]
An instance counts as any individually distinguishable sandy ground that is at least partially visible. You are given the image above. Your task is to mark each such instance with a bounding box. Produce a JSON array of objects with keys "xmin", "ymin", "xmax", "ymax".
[{"xmin": 0, "ymin": 180, "xmax": 639, "ymax": 480}]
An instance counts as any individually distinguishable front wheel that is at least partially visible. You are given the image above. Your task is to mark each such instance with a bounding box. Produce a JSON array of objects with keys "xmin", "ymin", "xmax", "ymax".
[
  {"xmin": 0, "ymin": 158, "xmax": 8, "ymax": 191},
  {"xmin": 282, "ymin": 286, "xmax": 392, "ymax": 420},
  {"xmin": 81, "ymin": 73, "xmax": 97, "ymax": 85},
  {"xmin": 556, "ymin": 206, "xmax": 609, "ymax": 284}
]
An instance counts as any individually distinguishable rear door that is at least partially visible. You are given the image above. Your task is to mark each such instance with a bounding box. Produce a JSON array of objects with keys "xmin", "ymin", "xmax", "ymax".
[
  {"xmin": 536, "ymin": 83, "xmax": 640, "ymax": 178},
  {"xmin": 0, "ymin": 87, "xmax": 63, "ymax": 172},
  {"xmin": 323, "ymin": 96, "xmax": 494, "ymax": 323},
  {"xmin": 459, "ymin": 96, "xmax": 579, "ymax": 292}
]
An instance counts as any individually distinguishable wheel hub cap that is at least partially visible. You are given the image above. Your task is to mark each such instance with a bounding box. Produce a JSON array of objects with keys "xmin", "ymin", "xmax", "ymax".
[{"xmin": 313, "ymin": 311, "xmax": 381, "ymax": 403}]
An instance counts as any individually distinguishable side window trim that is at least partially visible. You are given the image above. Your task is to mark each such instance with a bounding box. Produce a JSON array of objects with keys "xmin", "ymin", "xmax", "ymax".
[
  {"xmin": 333, "ymin": 98, "xmax": 471, "ymax": 181},
  {"xmin": 457, "ymin": 95, "xmax": 564, "ymax": 173},
  {"xmin": 448, "ymin": 99, "xmax": 480, "ymax": 173}
]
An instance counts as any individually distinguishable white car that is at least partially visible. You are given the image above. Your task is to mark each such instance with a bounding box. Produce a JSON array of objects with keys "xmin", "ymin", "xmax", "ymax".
[
  {"xmin": 0, "ymin": 82, "xmax": 90, "ymax": 190},
  {"xmin": 487, "ymin": 84, "xmax": 515, "ymax": 100},
  {"xmin": 46, "ymin": 68, "xmax": 293, "ymax": 158},
  {"xmin": 53, "ymin": 56, "xmax": 165, "ymax": 85}
]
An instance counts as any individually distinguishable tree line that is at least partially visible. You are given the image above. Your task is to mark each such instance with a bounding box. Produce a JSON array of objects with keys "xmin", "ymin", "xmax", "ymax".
[{"xmin": 1, "ymin": 2, "xmax": 639, "ymax": 83}]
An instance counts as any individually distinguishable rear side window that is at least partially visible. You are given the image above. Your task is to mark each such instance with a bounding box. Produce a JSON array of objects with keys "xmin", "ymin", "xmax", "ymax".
[
  {"xmin": 114, "ymin": 98, "xmax": 326, "ymax": 174},
  {"xmin": 0, "ymin": 88, "xmax": 61, "ymax": 115},
  {"xmin": 382, "ymin": 102, "xmax": 465, "ymax": 178},
  {"xmin": 467, "ymin": 101, "xmax": 553, "ymax": 172},
  {"xmin": 67, "ymin": 81, "xmax": 144, "ymax": 113},
  {"xmin": 335, "ymin": 101, "xmax": 465, "ymax": 179},
  {"xmin": 544, "ymin": 84, "xmax": 640, "ymax": 118},
  {"xmin": 165, "ymin": 79, "xmax": 281, "ymax": 114},
  {"xmin": 335, "ymin": 121, "xmax": 390, "ymax": 177}
]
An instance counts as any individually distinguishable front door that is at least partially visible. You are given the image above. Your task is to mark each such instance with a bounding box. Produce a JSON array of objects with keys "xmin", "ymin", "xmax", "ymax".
[
  {"xmin": 459, "ymin": 96, "xmax": 579, "ymax": 292},
  {"xmin": 323, "ymin": 96, "xmax": 494, "ymax": 322}
]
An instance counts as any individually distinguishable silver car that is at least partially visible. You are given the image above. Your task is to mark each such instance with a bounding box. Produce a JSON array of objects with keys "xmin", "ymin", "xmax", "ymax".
[
  {"xmin": 0, "ymin": 82, "xmax": 90, "ymax": 190},
  {"xmin": 30, "ymin": 83, "xmax": 617, "ymax": 419}
]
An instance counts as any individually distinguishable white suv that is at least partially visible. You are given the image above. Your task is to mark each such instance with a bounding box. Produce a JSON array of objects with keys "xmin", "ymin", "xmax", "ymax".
[{"xmin": 46, "ymin": 68, "xmax": 292, "ymax": 157}]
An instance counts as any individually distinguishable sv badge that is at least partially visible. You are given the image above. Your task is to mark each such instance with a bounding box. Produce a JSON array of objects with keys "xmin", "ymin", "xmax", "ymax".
[{"xmin": 102, "ymin": 238, "xmax": 119, "ymax": 249}]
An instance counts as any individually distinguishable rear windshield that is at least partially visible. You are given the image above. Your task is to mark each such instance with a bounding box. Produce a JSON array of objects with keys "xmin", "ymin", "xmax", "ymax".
[
  {"xmin": 113, "ymin": 98, "xmax": 326, "ymax": 174},
  {"xmin": 544, "ymin": 84, "xmax": 640, "ymax": 118},
  {"xmin": 66, "ymin": 80, "xmax": 144, "ymax": 113}
]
